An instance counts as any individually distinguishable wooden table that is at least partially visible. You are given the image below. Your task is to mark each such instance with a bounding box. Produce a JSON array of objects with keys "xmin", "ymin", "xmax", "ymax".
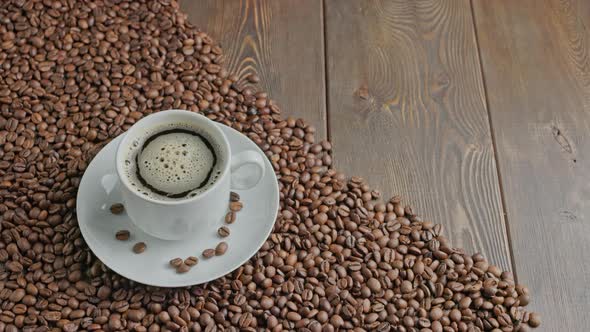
[{"xmin": 180, "ymin": 1, "xmax": 590, "ymax": 330}]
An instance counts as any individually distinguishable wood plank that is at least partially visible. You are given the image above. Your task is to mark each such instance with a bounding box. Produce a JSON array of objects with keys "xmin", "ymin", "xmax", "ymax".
[
  {"xmin": 178, "ymin": 0, "xmax": 327, "ymax": 139},
  {"xmin": 324, "ymin": 0, "xmax": 512, "ymax": 270},
  {"xmin": 473, "ymin": 0, "xmax": 590, "ymax": 329}
]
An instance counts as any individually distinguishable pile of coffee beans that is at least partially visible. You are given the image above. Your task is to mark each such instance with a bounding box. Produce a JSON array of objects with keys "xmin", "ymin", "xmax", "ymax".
[{"xmin": 0, "ymin": 0, "xmax": 540, "ymax": 331}]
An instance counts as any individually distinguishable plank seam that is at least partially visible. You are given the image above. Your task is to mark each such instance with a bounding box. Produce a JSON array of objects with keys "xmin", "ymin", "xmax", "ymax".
[
  {"xmin": 469, "ymin": 0, "xmax": 518, "ymax": 280},
  {"xmin": 321, "ymin": 0, "xmax": 331, "ymax": 142}
]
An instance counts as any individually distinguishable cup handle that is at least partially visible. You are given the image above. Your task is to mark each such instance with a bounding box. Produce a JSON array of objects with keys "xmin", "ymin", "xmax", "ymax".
[{"xmin": 230, "ymin": 150, "xmax": 266, "ymax": 190}]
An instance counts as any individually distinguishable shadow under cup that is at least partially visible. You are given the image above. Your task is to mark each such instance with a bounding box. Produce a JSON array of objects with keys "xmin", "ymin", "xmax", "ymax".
[{"xmin": 114, "ymin": 110, "xmax": 232, "ymax": 240}]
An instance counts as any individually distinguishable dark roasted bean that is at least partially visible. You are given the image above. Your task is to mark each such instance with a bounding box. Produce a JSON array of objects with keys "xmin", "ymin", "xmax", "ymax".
[{"xmin": 110, "ymin": 203, "xmax": 125, "ymax": 214}]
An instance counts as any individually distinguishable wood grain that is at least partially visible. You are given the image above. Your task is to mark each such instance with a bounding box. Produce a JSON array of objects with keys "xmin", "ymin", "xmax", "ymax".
[
  {"xmin": 179, "ymin": 0, "xmax": 327, "ymax": 139},
  {"xmin": 324, "ymin": 0, "xmax": 512, "ymax": 270},
  {"xmin": 473, "ymin": 0, "xmax": 590, "ymax": 329}
]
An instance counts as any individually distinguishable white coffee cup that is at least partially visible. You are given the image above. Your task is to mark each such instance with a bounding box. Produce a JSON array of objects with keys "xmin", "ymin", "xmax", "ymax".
[{"xmin": 110, "ymin": 110, "xmax": 265, "ymax": 240}]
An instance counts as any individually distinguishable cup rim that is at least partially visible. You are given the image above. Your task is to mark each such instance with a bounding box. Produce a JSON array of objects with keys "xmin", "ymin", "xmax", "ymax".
[{"xmin": 115, "ymin": 109, "xmax": 231, "ymax": 206}]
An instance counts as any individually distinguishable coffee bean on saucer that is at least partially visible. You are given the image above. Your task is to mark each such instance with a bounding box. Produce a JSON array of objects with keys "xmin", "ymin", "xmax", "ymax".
[
  {"xmin": 115, "ymin": 230, "xmax": 130, "ymax": 241},
  {"xmin": 185, "ymin": 256, "xmax": 198, "ymax": 266},
  {"xmin": 133, "ymin": 242, "xmax": 146, "ymax": 254},
  {"xmin": 229, "ymin": 202, "xmax": 243, "ymax": 212},
  {"xmin": 218, "ymin": 226, "xmax": 230, "ymax": 237},
  {"xmin": 230, "ymin": 192, "xmax": 240, "ymax": 202},
  {"xmin": 176, "ymin": 263, "xmax": 190, "ymax": 274},
  {"xmin": 225, "ymin": 211, "xmax": 236, "ymax": 224},
  {"xmin": 169, "ymin": 258, "xmax": 183, "ymax": 268},
  {"xmin": 110, "ymin": 203, "xmax": 125, "ymax": 214},
  {"xmin": 215, "ymin": 242, "xmax": 228, "ymax": 256},
  {"xmin": 202, "ymin": 249, "xmax": 215, "ymax": 258}
]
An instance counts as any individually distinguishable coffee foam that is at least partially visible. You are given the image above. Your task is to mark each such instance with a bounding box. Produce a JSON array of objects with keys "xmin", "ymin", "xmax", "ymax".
[
  {"xmin": 138, "ymin": 132, "xmax": 214, "ymax": 195},
  {"xmin": 123, "ymin": 123, "xmax": 224, "ymax": 201}
]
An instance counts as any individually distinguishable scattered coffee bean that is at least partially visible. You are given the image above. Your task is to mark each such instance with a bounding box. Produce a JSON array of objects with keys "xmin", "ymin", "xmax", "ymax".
[
  {"xmin": 215, "ymin": 242, "xmax": 228, "ymax": 256},
  {"xmin": 247, "ymin": 74, "xmax": 260, "ymax": 83},
  {"xmin": 202, "ymin": 249, "xmax": 216, "ymax": 258},
  {"xmin": 218, "ymin": 226, "xmax": 230, "ymax": 237},
  {"xmin": 176, "ymin": 263, "xmax": 190, "ymax": 274},
  {"xmin": 184, "ymin": 256, "xmax": 198, "ymax": 266},
  {"xmin": 169, "ymin": 258, "xmax": 183, "ymax": 268},
  {"xmin": 115, "ymin": 230, "xmax": 130, "ymax": 241},
  {"xmin": 133, "ymin": 242, "xmax": 146, "ymax": 254},
  {"xmin": 230, "ymin": 191, "xmax": 240, "ymax": 202},
  {"xmin": 225, "ymin": 211, "xmax": 236, "ymax": 224},
  {"xmin": 229, "ymin": 201, "xmax": 243, "ymax": 212},
  {"xmin": 529, "ymin": 312, "xmax": 541, "ymax": 328},
  {"xmin": 110, "ymin": 203, "xmax": 125, "ymax": 214}
]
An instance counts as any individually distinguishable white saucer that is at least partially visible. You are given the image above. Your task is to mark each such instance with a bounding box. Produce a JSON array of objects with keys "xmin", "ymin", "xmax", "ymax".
[{"xmin": 77, "ymin": 123, "xmax": 279, "ymax": 287}]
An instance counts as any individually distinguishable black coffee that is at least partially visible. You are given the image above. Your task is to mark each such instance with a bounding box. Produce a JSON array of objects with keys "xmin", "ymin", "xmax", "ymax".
[{"xmin": 123, "ymin": 124, "xmax": 224, "ymax": 200}]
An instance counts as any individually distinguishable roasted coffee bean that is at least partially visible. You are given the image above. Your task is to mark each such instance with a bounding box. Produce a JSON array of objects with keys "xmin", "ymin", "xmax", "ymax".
[
  {"xmin": 115, "ymin": 230, "xmax": 130, "ymax": 241},
  {"xmin": 0, "ymin": 1, "xmax": 539, "ymax": 331},
  {"xmin": 450, "ymin": 309, "xmax": 462, "ymax": 322},
  {"xmin": 367, "ymin": 277, "xmax": 381, "ymax": 292},
  {"xmin": 529, "ymin": 313, "xmax": 541, "ymax": 328},
  {"xmin": 176, "ymin": 263, "xmax": 190, "ymax": 274},
  {"xmin": 225, "ymin": 212, "xmax": 236, "ymax": 224},
  {"xmin": 169, "ymin": 258, "xmax": 183, "ymax": 268},
  {"xmin": 133, "ymin": 242, "xmax": 146, "ymax": 254},
  {"xmin": 215, "ymin": 242, "xmax": 228, "ymax": 256},
  {"xmin": 202, "ymin": 249, "xmax": 216, "ymax": 258},
  {"xmin": 110, "ymin": 203, "xmax": 125, "ymax": 215},
  {"xmin": 184, "ymin": 256, "xmax": 198, "ymax": 266},
  {"xmin": 218, "ymin": 226, "xmax": 230, "ymax": 237},
  {"xmin": 430, "ymin": 307, "xmax": 443, "ymax": 321},
  {"xmin": 247, "ymin": 74, "xmax": 260, "ymax": 83},
  {"xmin": 229, "ymin": 202, "xmax": 243, "ymax": 212}
]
